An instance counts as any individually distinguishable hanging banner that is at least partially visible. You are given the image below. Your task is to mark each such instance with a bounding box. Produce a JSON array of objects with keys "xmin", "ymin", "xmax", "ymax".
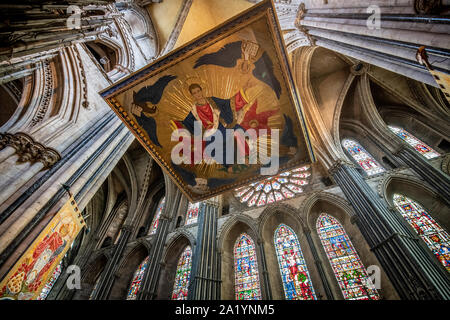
[{"xmin": 0, "ymin": 196, "xmax": 85, "ymax": 300}]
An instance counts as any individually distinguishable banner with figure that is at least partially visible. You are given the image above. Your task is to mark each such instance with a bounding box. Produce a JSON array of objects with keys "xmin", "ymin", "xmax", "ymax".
[{"xmin": 0, "ymin": 196, "xmax": 85, "ymax": 300}]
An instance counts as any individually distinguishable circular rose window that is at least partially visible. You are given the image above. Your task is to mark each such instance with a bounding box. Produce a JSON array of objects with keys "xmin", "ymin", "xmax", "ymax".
[{"xmin": 234, "ymin": 166, "xmax": 311, "ymax": 207}]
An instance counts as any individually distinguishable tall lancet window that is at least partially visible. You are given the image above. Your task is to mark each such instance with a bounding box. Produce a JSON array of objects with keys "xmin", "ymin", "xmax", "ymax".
[
  {"xmin": 234, "ymin": 233, "xmax": 261, "ymax": 300},
  {"xmin": 274, "ymin": 224, "xmax": 316, "ymax": 300},
  {"xmin": 171, "ymin": 246, "xmax": 193, "ymax": 300},
  {"xmin": 185, "ymin": 202, "xmax": 200, "ymax": 225},
  {"xmin": 393, "ymin": 194, "xmax": 449, "ymax": 272},
  {"xmin": 149, "ymin": 197, "xmax": 165, "ymax": 235},
  {"xmin": 37, "ymin": 261, "xmax": 62, "ymax": 300},
  {"xmin": 342, "ymin": 139, "xmax": 385, "ymax": 176},
  {"xmin": 388, "ymin": 126, "xmax": 440, "ymax": 159},
  {"xmin": 126, "ymin": 256, "xmax": 149, "ymax": 300},
  {"xmin": 316, "ymin": 214, "xmax": 380, "ymax": 300}
]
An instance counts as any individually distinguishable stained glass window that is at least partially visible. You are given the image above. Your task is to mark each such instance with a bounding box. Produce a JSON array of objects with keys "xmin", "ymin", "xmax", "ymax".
[
  {"xmin": 171, "ymin": 246, "xmax": 193, "ymax": 300},
  {"xmin": 89, "ymin": 275, "xmax": 101, "ymax": 300},
  {"xmin": 149, "ymin": 197, "xmax": 165, "ymax": 235},
  {"xmin": 234, "ymin": 233, "xmax": 261, "ymax": 300},
  {"xmin": 274, "ymin": 224, "xmax": 316, "ymax": 300},
  {"xmin": 126, "ymin": 256, "xmax": 149, "ymax": 300},
  {"xmin": 234, "ymin": 166, "xmax": 311, "ymax": 207},
  {"xmin": 185, "ymin": 203, "xmax": 200, "ymax": 225},
  {"xmin": 37, "ymin": 261, "xmax": 62, "ymax": 300},
  {"xmin": 393, "ymin": 194, "xmax": 450, "ymax": 272},
  {"xmin": 388, "ymin": 126, "xmax": 440, "ymax": 159},
  {"xmin": 316, "ymin": 214, "xmax": 380, "ymax": 300},
  {"xmin": 342, "ymin": 139, "xmax": 385, "ymax": 176}
]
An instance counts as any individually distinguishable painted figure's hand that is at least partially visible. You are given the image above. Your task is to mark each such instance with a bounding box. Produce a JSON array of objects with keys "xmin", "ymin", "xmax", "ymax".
[{"xmin": 131, "ymin": 105, "xmax": 142, "ymax": 117}]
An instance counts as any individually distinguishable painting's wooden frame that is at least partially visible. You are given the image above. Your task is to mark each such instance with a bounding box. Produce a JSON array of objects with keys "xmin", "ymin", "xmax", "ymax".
[{"xmin": 100, "ymin": 0, "xmax": 315, "ymax": 202}]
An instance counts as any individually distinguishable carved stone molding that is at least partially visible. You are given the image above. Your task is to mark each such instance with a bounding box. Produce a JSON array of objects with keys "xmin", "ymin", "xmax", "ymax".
[
  {"xmin": 0, "ymin": 132, "xmax": 61, "ymax": 168},
  {"xmin": 327, "ymin": 159, "xmax": 356, "ymax": 176},
  {"xmin": 441, "ymin": 154, "xmax": 450, "ymax": 175}
]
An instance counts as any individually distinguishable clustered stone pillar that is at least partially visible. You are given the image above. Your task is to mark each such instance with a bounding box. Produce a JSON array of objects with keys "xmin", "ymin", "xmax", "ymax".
[
  {"xmin": 188, "ymin": 201, "xmax": 221, "ymax": 300},
  {"xmin": 90, "ymin": 225, "xmax": 132, "ymax": 300},
  {"xmin": 137, "ymin": 188, "xmax": 182, "ymax": 300},
  {"xmin": 296, "ymin": 1, "xmax": 450, "ymax": 87},
  {"xmin": 330, "ymin": 160, "xmax": 450, "ymax": 299},
  {"xmin": 393, "ymin": 144, "xmax": 450, "ymax": 206}
]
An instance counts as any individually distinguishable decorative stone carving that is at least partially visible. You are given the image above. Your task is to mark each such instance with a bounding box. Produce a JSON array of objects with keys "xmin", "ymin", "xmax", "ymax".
[
  {"xmin": 0, "ymin": 132, "xmax": 61, "ymax": 169},
  {"xmin": 414, "ymin": 0, "xmax": 442, "ymax": 14},
  {"xmin": 31, "ymin": 59, "xmax": 53, "ymax": 127},
  {"xmin": 327, "ymin": 159, "xmax": 356, "ymax": 176}
]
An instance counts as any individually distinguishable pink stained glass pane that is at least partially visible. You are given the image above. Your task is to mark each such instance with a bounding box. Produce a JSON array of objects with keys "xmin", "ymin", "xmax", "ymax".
[
  {"xmin": 389, "ymin": 126, "xmax": 440, "ymax": 159},
  {"xmin": 185, "ymin": 202, "xmax": 200, "ymax": 225},
  {"xmin": 281, "ymin": 187, "xmax": 294, "ymax": 198},
  {"xmin": 291, "ymin": 173, "xmax": 311, "ymax": 178},
  {"xmin": 248, "ymin": 192, "xmax": 260, "ymax": 207},
  {"xmin": 277, "ymin": 178, "xmax": 289, "ymax": 184},
  {"xmin": 316, "ymin": 214, "xmax": 380, "ymax": 300},
  {"xmin": 257, "ymin": 193, "xmax": 267, "ymax": 207},
  {"xmin": 290, "ymin": 179, "xmax": 307, "ymax": 186},
  {"xmin": 241, "ymin": 189, "xmax": 254, "ymax": 203},
  {"xmin": 292, "ymin": 166, "xmax": 309, "ymax": 172},
  {"xmin": 267, "ymin": 193, "xmax": 275, "ymax": 204},
  {"xmin": 342, "ymin": 139, "xmax": 385, "ymax": 176},
  {"xmin": 149, "ymin": 197, "xmax": 165, "ymax": 235},
  {"xmin": 393, "ymin": 194, "xmax": 450, "ymax": 272},
  {"xmin": 37, "ymin": 261, "xmax": 62, "ymax": 300},
  {"xmin": 274, "ymin": 191, "xmax": 284, "ymax": 201},
  {"xmin": 126, "ymin": 256, "xmax": 149, "ymax": 300},
  {"xmin": 236, "ymin": 187, "xmax": 251, "ymax": 197},
  {"xmin": 234, "ymin": 233, "xmax": 261, "ymax": 300},
  {"xmin": 286, "ymin": 184, "xmax": 303, "ymax": 194},
  {"xmin": 274, "ymin": 224, "xmax": 316, "ymax": 300},
  {"xmin": 171, "ymin": 246, "xmax": 192, "ymax": 300}
]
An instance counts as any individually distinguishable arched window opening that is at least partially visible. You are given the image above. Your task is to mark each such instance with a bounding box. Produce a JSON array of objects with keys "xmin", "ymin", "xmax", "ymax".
[
  {"xmin": 171, "ymin": 246, "xmax": 193, "ymax": 300},
  {"xmin": 0, "ymin": 79, "xmax": 23, "ymax": 128},
  {"xmin": 234, "ymin": 166, "xmax": 311, "ymax": 207},
  {"xmin": 388, "ymin": 126, "xmax": 440, "ymax": 159},
  {"xmin": 234, "ymin": 233, "xmax": 261, "ymax": 300},
  {"xmin": 37, "ymin": 261, "xmax": 63, "ymax": 300},
  {"xmin": 149, "ymin": 197, "xmax": 165, "ymax": 235},
  {"xmin": 126, "ymin": 256, "xmax": 149, "ymax": 300},
  {"xmin": 342, "ymin": 139, "xmax": 385, "ymax": 176},
  {"xmin": 316, "ymin": 213, "xmax": 380, "ymax": 300},
  {"xmin": 393, "ymin": 194, "xmax": 449, "ymax": 272},
  {"xmin": 274, "ymin": 224, "xmax": 316, "ymax": 300},
  {"xmin": 85, "ymin": 41, "xmax": 118, "ymax": 73},
  {"xmin": 185, "ymin": 202, "xmax": 200, "ymax": 225}
]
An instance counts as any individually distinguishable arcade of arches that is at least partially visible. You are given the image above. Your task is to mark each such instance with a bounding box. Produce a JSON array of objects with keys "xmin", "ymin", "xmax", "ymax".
[{"xmin": 0, "ymin": 0, "xmax": 449, "ymax": 301}]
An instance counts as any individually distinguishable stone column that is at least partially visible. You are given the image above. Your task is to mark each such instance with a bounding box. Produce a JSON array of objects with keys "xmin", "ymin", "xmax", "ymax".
[
  {"xmin": 137, "ymin": 188, "xmax": 182, "ymax": 300},
  {"xmin": 90, "ymin": 225, "xmax": 132, "ymax": 300},
  {"xmin": 256, "ymin": 239, "xmax": 272, "ymax": 300},
  {"xmin": 394, "ymin": 144, "xmax": 450, "ymax": 206},
  {"xmin": 330, "ymin": 160, "xmax": 450, "ymax": 300},
  {"xmin": 304, "ymin": 230, "xmax": 335, "ymax": 300},
  {"xmin": 188, "ymin": 201, "xmax": 221, "ymax": 300}
]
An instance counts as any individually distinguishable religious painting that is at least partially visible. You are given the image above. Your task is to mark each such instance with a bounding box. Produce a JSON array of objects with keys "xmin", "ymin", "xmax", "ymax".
[
  {"xmin": 100, "ymin": 0, "xmax": 314, "ymax": 202},
  {"xmin": 0, "ymin": 196, "xmax": 85, "ymax": 300}
]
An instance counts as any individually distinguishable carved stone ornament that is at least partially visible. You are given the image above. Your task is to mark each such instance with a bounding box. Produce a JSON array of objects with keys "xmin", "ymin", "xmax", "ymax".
[
  {"xmin": 0, "ymin": 132, "xmax": 61, "ymax": 169},
  {"xmin": 441, "ymin": 154, "xmax": 450, "ymax": 175},
  {"xmin": 414, "ymin": 0, "xmax": 442, "ymax": 14}
]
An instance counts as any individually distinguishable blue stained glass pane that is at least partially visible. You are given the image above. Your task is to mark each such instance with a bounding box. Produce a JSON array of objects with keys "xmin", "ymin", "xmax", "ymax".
[
  {"xmin": 264, "ymin": 183, "xmax": 272, "ymax": 193},
  {"xmin": 342, "ymin": 139, "xmax": 385, "ymax": 176}
]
